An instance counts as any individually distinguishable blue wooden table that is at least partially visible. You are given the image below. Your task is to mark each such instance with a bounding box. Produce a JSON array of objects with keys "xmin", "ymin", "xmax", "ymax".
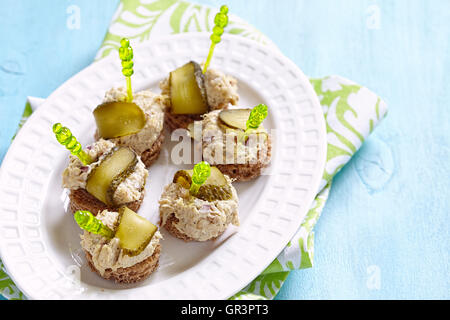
[{"xmin": 0, "ymin": 0, "xmax": 449, "ymax": 300}]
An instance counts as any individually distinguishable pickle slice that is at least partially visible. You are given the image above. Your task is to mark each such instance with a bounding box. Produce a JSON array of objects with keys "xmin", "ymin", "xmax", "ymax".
[
  {"xmin": 174, "ymin": 167, "xmax": 227, "ymax": 187},
  {"xmin": 86, "ymin": 147, "xmax": 138, "ymax": 205},
  {"xmin": 173, "ymin": 167, "xmax": 232, "ymax": 201},
  {"xmin": 197, "ymin": 167, "xmax": 233, "ymax": 201},
  {"xmin": 93, "ymin": 101, "xmax": 146, "ymax": 139},
  {"xmin": 219, "ymin": 109, "xmax": 268, "ymax": 142},
  {"xmin": 115, "ymin": 207, "xmax": 158, "ymax": 257},
  {"xmin": 173, "ymin": 170, "xmax": 192, "ymax": 189},
  {"xmin": 169, "ymin": 61, "xmax": 209, "ymax": 115}
]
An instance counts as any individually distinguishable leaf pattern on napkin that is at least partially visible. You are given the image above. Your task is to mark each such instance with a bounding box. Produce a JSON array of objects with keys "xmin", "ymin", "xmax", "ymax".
[
  {"xmin": 311, "ymin": 76, "xmax": 388, "ymax": 190},
  {"xmin": 96, "ymin": 0, "xmax": 274, "ymax": 60},
  {"xmin": 0, "ymin": 262, "xmax": 24, "ymax": 300}
]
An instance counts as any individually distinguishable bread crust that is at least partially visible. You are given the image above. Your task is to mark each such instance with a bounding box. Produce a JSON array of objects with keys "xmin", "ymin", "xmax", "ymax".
[
  {"xmin": 84, "ymin": 243, "xmax": 161, "ymax": 283},
  {"xmin": 140, "ymin": 131, "xmax": 165, "ymax": 167},
  {"xmin": 164, "ymin": 110, "xmax": 202, "ymax": 132},
  {"xmin": 215, "ymin": 135, "xmax": 272, "ymax": 182},
  {"xmin": 69, "ymin": 188, "xmax": 144, "ymax": 215}
]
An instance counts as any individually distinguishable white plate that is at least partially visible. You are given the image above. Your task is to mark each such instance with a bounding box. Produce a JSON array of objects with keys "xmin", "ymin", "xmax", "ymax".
[{"xmin": 0, "ymin": 33, "xmax": 326, "ymax": 300}]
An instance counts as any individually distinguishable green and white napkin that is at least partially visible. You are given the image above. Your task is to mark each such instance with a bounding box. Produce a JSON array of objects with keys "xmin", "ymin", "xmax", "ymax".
[{"xmin": 0, "ymin": 0, "xmax": 387, "ymax": 300}]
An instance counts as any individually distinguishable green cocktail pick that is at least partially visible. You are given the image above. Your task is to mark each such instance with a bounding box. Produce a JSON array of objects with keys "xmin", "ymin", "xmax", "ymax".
[
  {"xmin": 246, "ymin": 104, "xmax": 268, "ymax": 131},
  {"xmin": 53, "ymin": 123, "xmax": 92, "ymax": 165},
  {"xmin": 190, "ymin": 161, "xmax": 211, "ymax": 196},
  {"xmin": 74, "ymin": 210, "xmax": 115, "ymax": 239},
  {"xmin": 119, "ymin": 38, "xmax": 134, "ymax": 102},
  {"xmin": 203, "ymin": 5, "xmax": 229, "ymax": 74}
]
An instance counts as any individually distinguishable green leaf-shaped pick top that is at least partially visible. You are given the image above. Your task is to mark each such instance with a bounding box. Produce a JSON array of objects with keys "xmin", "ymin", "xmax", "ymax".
[
  {"xmin": 190, "ymin": 161, "xmax": 211, "ymax": 196},
  {"xmin": 243, "ymin": 104, "xmax": 268, "ymax": 141},
  {"xmin": 74, "ymin": 210, "xmax": 115, "ymax": 239},
  {"xmin": 203, "ymin": 5, "xmax": 229, "ymax": 74},
  {"xmin": 53, "ymin": 123, "xmax": 92, "ymax": 165},
  {"xmin": 119, "ymin": 38, "xmax": 134, "ymax": 102},
  {"xmin": 246, "ymin": 104, "xmax": 268, "ymax": 131}
]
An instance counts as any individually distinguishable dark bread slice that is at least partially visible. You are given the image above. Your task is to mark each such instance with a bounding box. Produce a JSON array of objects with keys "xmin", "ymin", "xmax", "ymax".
[
  {"xmin": 161, "ymin": 213, "xmax": 224, "ymax": 242},
  {"xmin": 215, "ymin": 135, "xmax": 272, "ymax": 182},
  {"xmin": 84, "ymin": 243, "xmax": 161, "ymax": 284},
  {"xmin": 69, "ymin": 188, "xmax": 144, "ymax": 216}
]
